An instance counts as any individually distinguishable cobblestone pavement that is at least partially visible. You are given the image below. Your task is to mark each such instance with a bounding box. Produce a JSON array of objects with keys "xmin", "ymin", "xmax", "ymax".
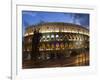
[{"xmin": 22, "ymin": 54, "xmax": 89, "ymax": 69}]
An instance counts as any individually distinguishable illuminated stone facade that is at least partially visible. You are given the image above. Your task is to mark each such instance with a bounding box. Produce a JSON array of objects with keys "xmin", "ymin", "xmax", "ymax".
[{"xmin": 23, "ymin": 22, "xmax": 89, "ymax": 61}]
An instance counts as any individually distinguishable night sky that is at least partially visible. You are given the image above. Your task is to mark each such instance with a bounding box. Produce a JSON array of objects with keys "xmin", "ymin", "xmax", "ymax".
[{"xmin": 22, "ymin": 11, "xmax": 89, "ymax": 34}]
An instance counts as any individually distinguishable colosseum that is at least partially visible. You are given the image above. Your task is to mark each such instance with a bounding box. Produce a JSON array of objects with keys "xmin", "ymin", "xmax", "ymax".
[{"xmin": 22, "ymin": 22, "xmax": 89, "ymax": 68}]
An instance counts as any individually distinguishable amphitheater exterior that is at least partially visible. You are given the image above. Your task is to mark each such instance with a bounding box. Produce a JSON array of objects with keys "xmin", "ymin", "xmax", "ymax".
[{"xmin": 23, "ymin": 22, "xmax": 89, "ymax": 63}]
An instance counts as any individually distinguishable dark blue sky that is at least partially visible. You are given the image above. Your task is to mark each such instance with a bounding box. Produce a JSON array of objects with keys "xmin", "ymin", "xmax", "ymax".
[{"xmin": 22, "ymin": 11, "xmax": 89, "ymax": 34}]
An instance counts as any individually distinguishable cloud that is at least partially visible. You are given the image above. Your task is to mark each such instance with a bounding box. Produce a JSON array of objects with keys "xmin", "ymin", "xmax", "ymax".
[
  {"xmin": 22, "ymin": 11, "xmax": 38, "ymax": 17},
  {"xmin": 71, "ymin": 13, "xmax": 89, "ymax": 27}
]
